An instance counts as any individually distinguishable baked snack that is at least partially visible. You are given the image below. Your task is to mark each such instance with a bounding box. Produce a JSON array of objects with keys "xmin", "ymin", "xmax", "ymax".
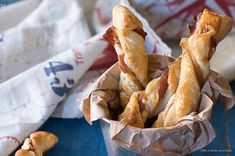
[
  {"xmin": 118, "ymin": 59, "xmax": 181, "ymax": 128},
  {"xmin": 103, "ymin": 5, "xmax": 148, "ymax": 108},
  {"xmin": 15, "ymin": 131, "xmax": 58, "ymax": 156},
  {"xmin": 118, "ymin": 8, "xmax": 232, "ymax": 128},
  {"xmin": 153, "ymin": 8, "xmax": 232, "ymax": 128}
]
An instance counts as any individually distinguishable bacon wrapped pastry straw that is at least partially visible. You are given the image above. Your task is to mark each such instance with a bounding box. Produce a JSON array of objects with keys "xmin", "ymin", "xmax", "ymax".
[
  {"xmin": 103, "ymin": 5, "xmax": 148, "ymax": 108},
  {"xmin": 118, "ymin": 58, "xmax": 181, "ymax": 128},
  {"xmin": 118, "ymin": 9, "xmax": 232, "ymax": 128},
  {"xmin": 15, "ymin": 131, "xmax": 58, "ymax": 156}
]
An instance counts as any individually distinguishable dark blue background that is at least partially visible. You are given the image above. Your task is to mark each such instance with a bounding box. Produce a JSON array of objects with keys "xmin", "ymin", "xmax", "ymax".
[{"xmin": 0, "ymin": 0, "xmax": 19, "ymax": 6}]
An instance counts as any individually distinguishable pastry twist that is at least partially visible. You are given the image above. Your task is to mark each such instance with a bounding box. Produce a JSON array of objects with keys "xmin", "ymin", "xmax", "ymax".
[
  {"xmin": 118, "ymin": 59, "xmax": 181, "ymax": 128},
  {"xmin": 154, "ymin": 8, "xmax": 232, "ymax": 128},
  {"xmin": 15, "ymin": 131, "xmax": 58, "ymax": 156},
  {"xmin": 103, "ymin": 5, "xmax": 148, "ymax": 108},
  {"xmin": 118, "ymin": 9, "xmax": 232, "ymax": 128}
]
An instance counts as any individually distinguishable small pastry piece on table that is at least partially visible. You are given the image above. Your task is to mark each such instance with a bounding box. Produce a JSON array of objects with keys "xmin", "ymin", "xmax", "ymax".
[
  {"xmin": 15, "ymin": 131, "xmax": 58, "ymax": 156},
  {"xmin": 103, "ymin": 4, "xmax": 148, "ymax": 108}
]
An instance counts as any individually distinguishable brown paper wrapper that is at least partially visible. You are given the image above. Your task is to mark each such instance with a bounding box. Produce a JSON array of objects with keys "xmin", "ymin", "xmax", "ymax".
[{"xmin": 79, "ymin": 54, "xmax": 234, "ymax": 155}]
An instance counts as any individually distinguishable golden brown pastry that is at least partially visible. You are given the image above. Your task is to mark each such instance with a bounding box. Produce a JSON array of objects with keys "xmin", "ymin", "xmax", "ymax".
[
  {"xmin": 118, "ymin": 59, "xmax": 181, "ymax": 128},
  {"xmin": 15, "ymin": 131, "xmax": 58, "ymax": 156},
  {"xmin": 153, "ymin": 8, "xmax": 232, "ymax": 128},
  {"xmin": 103, "ymin": 5, "xmax": 148, "ymax": 108},
  {"xmin": 118, "ymin": 9, "xmax": 232, "ymax": 128},
  {"xmin": 118, "ymin": 92, "xmax": 146, "ymax": 128}
]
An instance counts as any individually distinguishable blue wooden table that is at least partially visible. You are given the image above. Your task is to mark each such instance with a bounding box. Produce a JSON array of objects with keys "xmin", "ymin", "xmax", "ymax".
[{"xmin": 39, "ymin": 81, "xmax": 235, "ymax": 156}]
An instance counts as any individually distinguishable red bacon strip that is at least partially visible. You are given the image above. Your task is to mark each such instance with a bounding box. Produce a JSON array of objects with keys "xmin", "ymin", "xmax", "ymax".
[
  {"xmin": 118, "ymin": 54, "xmax": 131, "ymax": 73},
  {"xmin": 103, "ymin": 26, "xmax": 147, "ymax": 45},
  {"xmin": 157, "ymin": 71, "xmax": 169, "ymax": 99}
]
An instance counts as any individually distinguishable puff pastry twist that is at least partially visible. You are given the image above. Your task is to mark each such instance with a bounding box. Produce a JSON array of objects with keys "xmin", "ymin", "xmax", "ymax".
[
  {"xmin": 118, "ymin": 9, "xmax": 232, "ymax": 128},
  {"xmin": 103, "ymin": 5, "xmax": 148, "ymax": 108},
  {"xmin": 15, "ymin": 131, "xmax": 58, "ymax": 156}
]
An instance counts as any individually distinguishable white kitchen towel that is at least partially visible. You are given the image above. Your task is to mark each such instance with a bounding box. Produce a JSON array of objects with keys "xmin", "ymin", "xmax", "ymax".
[
  {"xmin": 0, "ymin": 33, "xmax": 109, "ymax": 155},
  {"xmin": 211, "ymin": 29, "xmax": 235, "ymax": 81},
  {"xmin": 0, "ymin": 0, "xmax": 91, "ymax": 83}
]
